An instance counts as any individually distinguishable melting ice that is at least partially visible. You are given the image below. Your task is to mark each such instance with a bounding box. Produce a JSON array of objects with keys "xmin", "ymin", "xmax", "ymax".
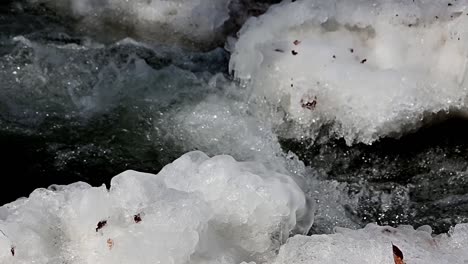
[
  {"xmin": 230, "ymin": 0, "xmax": 468, "ymax": 144},
  {"xmin": 0, "ymin": 151, "xmax": 312, "ymax": 264}
]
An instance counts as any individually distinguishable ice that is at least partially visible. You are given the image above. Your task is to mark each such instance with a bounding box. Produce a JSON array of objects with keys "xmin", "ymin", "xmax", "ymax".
[
  {"xmin": 230, "ymin": 0, "xmax": 468, "ymax": 144},
  {"xmin": 2, "ymin": 2, "xmax": 468, "ymax": 263},
  {"xmin": 0, "ymin": 151, "xmax": 313, "ymax": 264},
  {"xmin": 273, "ymin": 223, "xmax": 468, "ymax": 264}
]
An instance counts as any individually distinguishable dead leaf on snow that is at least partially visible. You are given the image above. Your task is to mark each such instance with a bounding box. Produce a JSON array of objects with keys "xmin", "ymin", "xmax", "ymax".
[
  {"xmin": 107, "ymin": 238, "xmax": 114, "ymax": 250},
  {"xmin": 392, "ymin": 243, "xmax": 405, "ymax": 264}
]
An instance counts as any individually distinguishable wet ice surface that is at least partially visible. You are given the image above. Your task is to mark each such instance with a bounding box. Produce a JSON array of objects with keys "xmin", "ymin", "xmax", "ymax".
[
  {"xmin": 1, "ymin": 0, "xmax": 468, "ymax": 263},
  {"xmin": 0, "ymin": 152, "xmax": 312, "ymax": 264},
  {"xmin": 274, "ymin": 224, "xmax": 468, "ymax": 264},
  {"xmin": 230, "ymin": 0, "xmax": 468, "ymax": 145}
]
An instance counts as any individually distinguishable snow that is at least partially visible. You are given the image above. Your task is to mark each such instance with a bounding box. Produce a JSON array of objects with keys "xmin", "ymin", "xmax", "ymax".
[
  {"xmin": 2, "ymin": 1, "xmax": 468, "ymax": 263},
  {"xmin": 274, "ymin": 223, "xmax": 468, "ymax": 264},
  {"xmin": 0, "ymin": 151, "xmax": 313, "ymax": 264},
  {"xmin": 230, "ymin": 0, "xmax": 468, "ymax": 144}
]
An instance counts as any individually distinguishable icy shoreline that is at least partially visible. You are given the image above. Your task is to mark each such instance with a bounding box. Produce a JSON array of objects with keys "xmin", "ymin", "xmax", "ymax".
[
  {"xmin": 1, "ymin": 152, "xmax": 467, "ymax": 263},
  {"xmin": 230, "ymin": 0, "xmax": 468, "ymax": 144},
  {"xmin": 1, "ymin": 0, "xmax": 468, "ymax": 263}
]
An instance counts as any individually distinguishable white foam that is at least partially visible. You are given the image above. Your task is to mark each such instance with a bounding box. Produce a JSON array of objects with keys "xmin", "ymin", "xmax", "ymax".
[
  {"xmin": 153, "ymin": 73, "xmax": 286, "ymax": 162},
  {"xmin": 230, "ymin": 0, "xmax": 468, "ymax": 144},
  {"xmin": 273, "ymin": 223, "xmax": 468, "ymax": 264},
  {"xmin": 0, "ymin": 151, "xmax": 312, "ymax": 264}
]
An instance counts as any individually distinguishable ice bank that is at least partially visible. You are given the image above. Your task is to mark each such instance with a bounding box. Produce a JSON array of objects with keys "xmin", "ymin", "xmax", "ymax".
[
  {"xmin": 0, "ymin": 151, "xmax": 313, "ymax": 264},
  {"xmin": 274, "ymin": 224, "xmax": 468, "ymax": 264},
  {"xmin": 230, "ymin": 0, "xmax": 468, "ymax": 144},
  {"xmin": 1, "ymin": 150, "xmax": 468, "ymax": 264}
]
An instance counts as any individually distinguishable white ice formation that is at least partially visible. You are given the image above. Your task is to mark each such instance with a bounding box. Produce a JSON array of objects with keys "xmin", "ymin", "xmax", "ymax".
[
  {"xmin": 0, "ymin": 151, "xmax": 313, "ymax": 264},
  {"xmin": 1, "ymin": 152, "xmax": 467, "ymax": 264},
  {"xmin": 274, "ymin": 223, "xmax": 468, "ymax": 264},
  {"xmin": 230, "ymin": 0, "xmax": 468, "ymax": 144}
]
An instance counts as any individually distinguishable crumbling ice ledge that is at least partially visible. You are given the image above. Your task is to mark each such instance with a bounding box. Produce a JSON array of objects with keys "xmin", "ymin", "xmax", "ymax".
[{"xmin": 230, "ymin": 0, "xmax": 468, "ymax": 145}]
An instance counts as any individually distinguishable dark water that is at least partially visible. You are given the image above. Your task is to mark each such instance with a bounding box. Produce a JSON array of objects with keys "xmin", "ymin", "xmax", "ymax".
[
  {"xmin": 0, "ymin": 1, "xmax": 228, "ymax": 203},
  {"xmin": 284, "ymin": 117, "xmax": 468, "ymax": 234},
  {"xmin": 1, "ymin": 0, "xmax": 467, "ymax": 234}
]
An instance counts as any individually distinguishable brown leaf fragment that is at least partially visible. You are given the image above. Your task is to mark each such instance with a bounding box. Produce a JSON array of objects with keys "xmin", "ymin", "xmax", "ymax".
[
  {"xmin": 134, "ymin": 214, "xmax": 142, "ymax": 223},
  {"xmin": 274, "ymin": 48, "xmax": 284, "ymax": 53},
  {"xmin": 96, "ymin": 220, "xmax": 107, "ymax": 232},
  {"xmin": 107, "ymin": 238, "xmax": 114, "ymax": 250},
  {"xmin": 293, "ymin": 40, "xmax": 301, "ymax": 45},
  {"xmin": 301, "ymin": 96, "xmax": 317, "ymax": 110},
  {"xmin": 392, "ymin": 243, "xmax": 405, "ymax": 264},
  {"xmin": 381, "ymin": 228, "xmax": 396, "ymax": 234},
  {"xmin": 291, "ymin": 50, "xmax": 298, "ymax": 55},
  {"xmin": 10, "ymin": 246, "xmax": 15, "ymax": 256}
]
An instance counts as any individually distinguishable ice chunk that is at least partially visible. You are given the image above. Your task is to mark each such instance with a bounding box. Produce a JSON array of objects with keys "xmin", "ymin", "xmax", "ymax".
[
  {"xmin": 273, "ymin": 223, "xmax": 468, "ymax": 264},
  {"xmin": 0, "ymin": 151, "xmax": 312, "ymax": 264},
  {"xmin": 157, "ymin": 151, "xmax": 313, "ymax": 252},
  {"xmin": 230, "ymin": 0, "xmax": 468, "ymax": 144}
]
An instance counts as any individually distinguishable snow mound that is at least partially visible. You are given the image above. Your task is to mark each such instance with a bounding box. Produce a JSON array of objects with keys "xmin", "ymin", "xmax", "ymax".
[
  {"xmin": 230, "ymin": 0, "xmax": 468, "ymax": 144},
  {"xmin": 0, "ymin": 151, "xmax": 313, "ymax": 264},
  {"xmin": 274, "ymin": 223, "xmax": 468, "ymax": 264}
]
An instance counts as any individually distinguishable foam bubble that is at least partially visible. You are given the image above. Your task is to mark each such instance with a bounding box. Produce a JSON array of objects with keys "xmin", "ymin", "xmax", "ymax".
[
  {"xmin": 230, "ymin": 0, "xmax": 468, "ymax": 144},
  {"xmin": 153, "ymin": 73, "xmax": 285, "ymax": 162}
]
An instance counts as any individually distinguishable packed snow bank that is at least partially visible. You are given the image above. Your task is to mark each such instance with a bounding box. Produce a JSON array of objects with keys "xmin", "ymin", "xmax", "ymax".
[
  {"xmin": 0, "ymin": 151, "xmax": 313, "ymax": 264},
  {"xmin": 27, "ymin": 0, "xmax": 233, "ymax": 45},
  {"xmin": 274, "ymin": 223, "xmax": 468, "ymax": 264},
  {"xmin": 230, "ymin": 0, "xmax": 468, "ymax": 144},
  {"xmin": 2, "ymin": 150, "xmax": 468, "ymax": 264}
]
